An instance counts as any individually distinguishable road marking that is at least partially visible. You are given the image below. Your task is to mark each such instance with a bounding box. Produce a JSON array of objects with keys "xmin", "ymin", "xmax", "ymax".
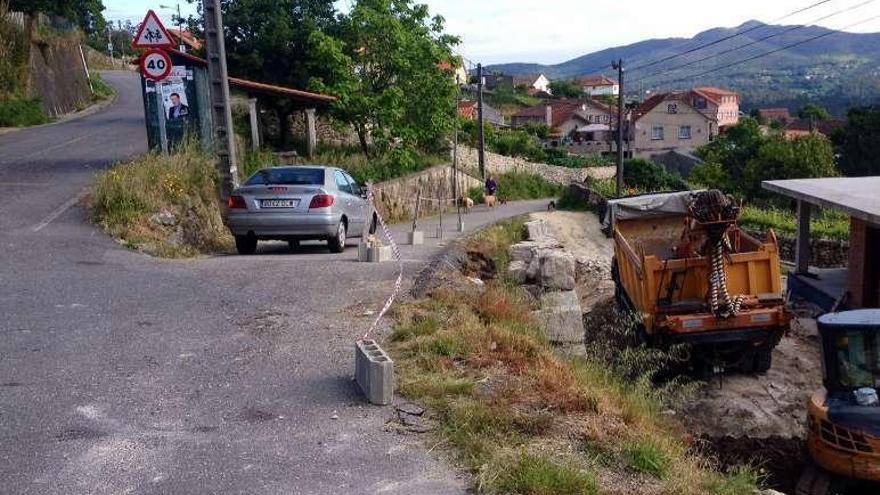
[{"xmin": 31, "ymin": 192, "xmax": 85, "ymax": 232}]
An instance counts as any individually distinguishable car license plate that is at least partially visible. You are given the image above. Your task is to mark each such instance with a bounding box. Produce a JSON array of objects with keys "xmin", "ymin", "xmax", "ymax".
[{"xmin": 260, "ymin": 199, "xmax": 298, "ymax": 208}]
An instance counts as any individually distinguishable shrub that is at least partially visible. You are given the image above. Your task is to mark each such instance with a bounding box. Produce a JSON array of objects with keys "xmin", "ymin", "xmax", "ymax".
[
  {"xmin": 623, "ymin": 158, "xmax": 688, "ymax": 192},
  {"xmin": 0, "ymin": 97, "xmax": 48, "ymax": 127},
  {"xmin": 90, "ymin": 141, "xmax": 232, "ymax": 257}
]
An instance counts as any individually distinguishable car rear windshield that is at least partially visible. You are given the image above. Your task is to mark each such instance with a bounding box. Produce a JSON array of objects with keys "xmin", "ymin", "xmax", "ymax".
[{"xmin": 246, "ymin": 168, "xmax": 324, "ymax": 186}]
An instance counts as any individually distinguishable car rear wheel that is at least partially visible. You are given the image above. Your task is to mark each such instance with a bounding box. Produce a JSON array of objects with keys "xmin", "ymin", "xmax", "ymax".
[
  {"xmin": 235, "ymin": 234, "xmax": 257, "ymax": 255},
  {"xmin": 328, "ymin": 221, "xmax": 347, "ymax": 253}
]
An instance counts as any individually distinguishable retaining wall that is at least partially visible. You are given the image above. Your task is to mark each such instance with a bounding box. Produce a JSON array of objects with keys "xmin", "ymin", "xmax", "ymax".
[
  {"xmin": 372, "ymin": 164, "xmax": 482, "ymax": 222},
  {"xmin": 456, "ymin": 145, "xmax": 615, "ymax": 186}
]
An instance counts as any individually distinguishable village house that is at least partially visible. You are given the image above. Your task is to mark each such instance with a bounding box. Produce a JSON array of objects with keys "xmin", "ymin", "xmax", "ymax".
[
  {"xmin": 579, "ymin": 75, "xmax": 619, "ymax": 96},
  {"xmin": 437, "ymin": 61, "xmax": 469, "ymax": 85},
  {"xmin": 757, "ymin": 107, "xmax": 793, "ymax": 125},
  {"xmin": 458, "ymin": 100, "xmax": 506, "ymax": 127},
  {"xmin": 511, "ymin": 99, "xmax": 616, "ymax": 153},
  {"xmin": 632, "ymin": 91, "xmax": 718, "ymax": 157},
  {"xmin": 689, "ymin": 86, "xmax": 740, "ymax": 127},
  {"xmin": 513, "ymin": 73, "xmax": 552, "ymax": 95},
  {"xmin": 783, "ymin": 118, "xmax": 846, "ymax": 139}
]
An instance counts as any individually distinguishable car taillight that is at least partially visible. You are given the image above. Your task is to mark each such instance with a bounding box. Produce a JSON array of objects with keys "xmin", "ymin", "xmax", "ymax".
[
  {"xmin": 309, "ymin": 194, "xmax": 335, "ymax": 209},
  {"xmin": 228, "ymin": 195, "xmax": 247, "ymax": 209}
]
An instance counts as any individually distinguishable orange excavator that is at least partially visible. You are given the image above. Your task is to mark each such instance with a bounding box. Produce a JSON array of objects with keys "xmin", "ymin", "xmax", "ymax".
[{"xmin": 797, "ymin": 309, "xmax": 880, "ymax": 494}]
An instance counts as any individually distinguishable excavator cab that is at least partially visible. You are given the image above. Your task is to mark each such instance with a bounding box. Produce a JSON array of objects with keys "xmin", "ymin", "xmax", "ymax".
[{"xmin": 798, "ymin": 309, "xmax": 880, "ymax": 495}]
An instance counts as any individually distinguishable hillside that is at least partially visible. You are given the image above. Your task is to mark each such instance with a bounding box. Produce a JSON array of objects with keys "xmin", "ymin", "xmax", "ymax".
[{"xmin": 486, "ymin": 21, "xmax": 880, "ymax": 114}]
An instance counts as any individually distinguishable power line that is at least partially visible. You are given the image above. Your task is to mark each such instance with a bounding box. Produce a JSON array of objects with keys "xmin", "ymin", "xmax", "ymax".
[
  {"xmin": 630, "ymin": 0, "xmax": 876, "ymax": 88},
  {"xmin": 628, "ymin": 0, "xmax": 837, "ymax": 72},
  {"xmin": 650, "ymin": 13, "xmax": 880, "ymax": 88}
]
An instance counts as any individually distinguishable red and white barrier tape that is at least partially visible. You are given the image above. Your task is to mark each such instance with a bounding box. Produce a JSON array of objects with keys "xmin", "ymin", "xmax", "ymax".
[{"xmin": 362, "ymin": 184, "xmax": 404, "ymax": 340}]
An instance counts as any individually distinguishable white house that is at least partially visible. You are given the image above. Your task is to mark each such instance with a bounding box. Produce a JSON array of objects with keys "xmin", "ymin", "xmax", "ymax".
[
  {"xmin": 513, "ymin": 73, "xmax": 552, "ymax": 94},
  {"xmin": 579, "ymin": 75, "xmax": 619, "ymax": 96}
]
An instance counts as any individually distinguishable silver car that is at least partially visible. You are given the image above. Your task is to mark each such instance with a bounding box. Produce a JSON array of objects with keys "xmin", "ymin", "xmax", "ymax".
[{"xmin": 226, "ymin": 166, "xmax": 376, "ymax": 254}]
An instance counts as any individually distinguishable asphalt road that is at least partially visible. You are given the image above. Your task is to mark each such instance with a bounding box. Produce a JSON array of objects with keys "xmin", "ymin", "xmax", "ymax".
[{"xmin": 0, "ymin": 72, "xmax": 550, "ymax": 494}]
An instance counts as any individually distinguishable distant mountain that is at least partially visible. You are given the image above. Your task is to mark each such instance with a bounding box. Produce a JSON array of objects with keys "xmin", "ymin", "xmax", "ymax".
[{"xmin": 485, "ymin": 21, "xmax": 880, "ymax": 114}]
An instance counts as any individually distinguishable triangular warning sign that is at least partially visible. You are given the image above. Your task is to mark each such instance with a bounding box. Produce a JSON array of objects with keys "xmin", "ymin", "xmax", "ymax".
[{"xmin": 132, "ymin": 10, "xmax": 175, "ymax": 49}]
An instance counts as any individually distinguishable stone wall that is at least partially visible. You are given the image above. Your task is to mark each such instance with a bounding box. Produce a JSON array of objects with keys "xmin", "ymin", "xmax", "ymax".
[
  {"xmin": 744, "ymin": 228, "xmax": 849, "ymax": 268},
  {"xmin": 456, "ymin": 145, "xmax": 615, "ymax": 186},
  {"xmin": 372, "ymin": 165, "xmax": 483, "ymax": 223}
]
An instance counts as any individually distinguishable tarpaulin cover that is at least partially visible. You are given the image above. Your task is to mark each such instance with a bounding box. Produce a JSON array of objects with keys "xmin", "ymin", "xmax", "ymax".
[{"xmin": 602, "ymin": 190, "xmax": 703, "ymax": 230}]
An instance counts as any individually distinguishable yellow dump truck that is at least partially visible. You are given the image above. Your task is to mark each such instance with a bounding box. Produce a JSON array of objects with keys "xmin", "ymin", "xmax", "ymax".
[{"xmin": 606, "ymin": 190, "xmax": 790, "ymax": 372}]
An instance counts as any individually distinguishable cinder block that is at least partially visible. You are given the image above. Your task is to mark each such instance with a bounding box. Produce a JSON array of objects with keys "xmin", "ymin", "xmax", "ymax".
[
  {"xmin": 355, "ymin": 340, "xmax": 394, "ymax": 405},
  {"xmin": 407, "ymin": 230, "xmax": 424, "ymax": 245},
  {"xmin": 358, "ymin": 244, "xmax": 392, "ymax": 262}
]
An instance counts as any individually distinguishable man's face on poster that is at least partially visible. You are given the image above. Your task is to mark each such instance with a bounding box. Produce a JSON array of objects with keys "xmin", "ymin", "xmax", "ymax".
[{"xmin": 171, "ymin": 94, "xmax": 181, "ymax": 106}]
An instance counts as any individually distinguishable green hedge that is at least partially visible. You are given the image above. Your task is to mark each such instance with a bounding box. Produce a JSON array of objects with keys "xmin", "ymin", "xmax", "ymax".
[{"xmin": 0, "ymin": 97, "xmax": 48, "ymax": 127}]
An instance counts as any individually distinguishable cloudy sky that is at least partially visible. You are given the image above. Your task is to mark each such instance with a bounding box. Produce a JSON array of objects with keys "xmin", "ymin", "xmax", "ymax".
[{"xmin": 104, "ymin": 0, "xmax": 880, "ymax": 64}]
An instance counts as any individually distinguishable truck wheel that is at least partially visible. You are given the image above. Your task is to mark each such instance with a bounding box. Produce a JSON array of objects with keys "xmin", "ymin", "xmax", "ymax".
[
  {"xmin": 235, "ymin": 234, "xmax": 257, "ymax": 255},
  {"xmin": 796, "ymin": 463, "xmax": 832, "ymax": 495},
  {"xmin": 753, "ymin": 346, "xmax": 773, "ymax": 374}
]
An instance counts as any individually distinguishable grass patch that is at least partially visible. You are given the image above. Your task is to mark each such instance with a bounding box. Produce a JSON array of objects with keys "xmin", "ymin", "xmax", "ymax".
[
  {"xmin": 496, "ymin": 454, "xmax": 599, "ymax": 495},
  {"xmin": 468, "ymin": 171, "xmax": 563, "ymax": 204},
  {"xmin": 740, "ymin": 205, "xmax": 849, "ymax": 241},
  {"xmin": 464, "ymin": 216, "xmax": 527, "ymax": 276},
  {"xmin": 90, "ymin": 141, "xmax": 232, "ymax": 257},
  {"xmin": 0, "ymin": 96, "xmax": 48, "ymax": 127},
  {"xmin": 89, "ymin": 74, "xmax": 115, "ymax": 101},
  {"xmin": 624, "ymin": 439, "xmax": 670, "ymax": 478}
]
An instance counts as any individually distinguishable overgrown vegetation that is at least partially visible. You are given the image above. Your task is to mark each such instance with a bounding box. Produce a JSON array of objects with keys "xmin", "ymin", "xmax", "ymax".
[
  {"xmin": 0, "ymin": 97, "xmax": 48, "ymax": 127},
  {"xmin": 90, "ymin": 142, "xmax": 232, "ymax": 257},
  {"xmin": 739, "ymin": 206, "xmax": 850, "ymax": 241},
  {"xmin": 467, "ymin": 171, "xmax": 562, "ymax": 204},
  {"xmin": 388, "ymin": 221, "xmax": 761, "ymax": 494}
]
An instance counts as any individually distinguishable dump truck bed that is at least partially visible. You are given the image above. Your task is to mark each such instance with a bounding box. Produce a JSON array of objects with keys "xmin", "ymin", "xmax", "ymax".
[{"xmin": 608, "ymin": 192, "xmax": 788, "ymax": 346}]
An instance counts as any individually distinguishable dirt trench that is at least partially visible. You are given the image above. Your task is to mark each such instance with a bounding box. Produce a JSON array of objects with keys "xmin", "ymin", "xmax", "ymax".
[{"xmin": 536, "ymin": 211, "xmax": 826, "ymax": 494}]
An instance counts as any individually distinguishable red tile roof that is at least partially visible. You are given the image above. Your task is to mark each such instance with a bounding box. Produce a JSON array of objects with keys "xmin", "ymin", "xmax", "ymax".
[
  {"xmin": 758, "ymin": 108, "xmax": 792, "ymax": 121},
  {"xmin": 633, "ymin": 91, "xmax": 712, "ymax": 122},
  {"xmin": 692, "ymin": 86, "xmax": 740, "ymax": 105},
  {"xmin": 578, "ymin": 75, "xmax": 616, "ymax": 87},
  {"xmin": 458, "ymin": 100, "xmax": 477, "ymax": 119},
  {"xmin": 784, "ymin": 118, "xmax": 845, "ymax": 136},
  {"xmin": 512, "ymin": 99, "xmax": 613, "ymax": 128},
  {"xmin": 168, "ymin": 28, "xmax": 203, "ymax": 50}
]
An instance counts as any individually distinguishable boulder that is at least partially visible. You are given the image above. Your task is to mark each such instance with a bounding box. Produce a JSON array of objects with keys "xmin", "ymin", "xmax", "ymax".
[
  {"xmin": 507, "ymin": 260, "xmax": 527, "ymax": 284},
  {"xmin": 533, "ymin": 290, "xmax": 584, "ymax": 344},
  {"xmin": 537, "ymin": 250, "xmax": 576, "ymax": 291},
  {"xmin": 524, "ymin": 220, "xmax": 550, "ymax": 241}
]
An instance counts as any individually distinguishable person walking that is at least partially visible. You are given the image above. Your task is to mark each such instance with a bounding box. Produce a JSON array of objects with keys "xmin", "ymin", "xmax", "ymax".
[{"xmin": 484, "ymin": 175, "xmax": 498, "ymax": 208}]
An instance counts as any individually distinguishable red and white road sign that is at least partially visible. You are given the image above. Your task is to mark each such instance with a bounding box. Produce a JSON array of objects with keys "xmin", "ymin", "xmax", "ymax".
[
  {"xmin": 140, "ymin": 49, "xmax": 173, "ymax": 81},
  {"xmin": 132, "ymin": 9, "xmax": 174, "ymax": 49}
]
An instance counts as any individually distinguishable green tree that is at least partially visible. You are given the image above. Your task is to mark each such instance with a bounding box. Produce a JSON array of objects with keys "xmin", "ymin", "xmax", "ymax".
[
  {"xmin": 835, "ymin": 106, "xmax": 880, "ymax": 177},
  {"xmin": 743, "ymin": 133, "xmax": 837, "ymax": 199},
  {"xmin": 797, "ymin": 103, "xmax": 831, "ymax": 121},
  {"xmin": 548, "ymin": 79, "xmax": 581, "ymax": 98},
  {"xmin": 689, "ymin": 162, "xmax": 734, "ymax": 193},
  {"xmin": 696, "ymin": 117, "xmax": 764, "ymax": 186},
  {"xmin": 185, "ymin": 0, "xmax": 339, "ymax": 147},
  {"xmin": 9, "ymin": 0, "xmax": 105, "ymax": 35},
  {"xmin": 311, "ymin": 0, "xmax": 459, "ymax": 158}
]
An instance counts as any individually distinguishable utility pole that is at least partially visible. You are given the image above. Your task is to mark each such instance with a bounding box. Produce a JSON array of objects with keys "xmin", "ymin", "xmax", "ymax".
[
  {"xmin": 612, "ymin": 59, "xmax": 625, "ymax": 198},
  {"xmin": 106, "ymin": 25, "xmax": 114, "ymax": 66},
  {"xmin": 454, "ymin": 74, "xmax": 463, "ymax": 231},
  {"xmin": 203, "ymin": 0, "xmax": 238, "ymax": 200},
  {"xmin": 476, "ymin": 63, "xmax": 486, "ymax": 180}
]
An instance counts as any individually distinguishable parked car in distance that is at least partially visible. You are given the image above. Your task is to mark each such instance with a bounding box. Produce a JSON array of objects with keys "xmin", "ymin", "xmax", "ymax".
[{"xmin": 226, "ymin": 165, "xmax": 376, "ymax": 255}]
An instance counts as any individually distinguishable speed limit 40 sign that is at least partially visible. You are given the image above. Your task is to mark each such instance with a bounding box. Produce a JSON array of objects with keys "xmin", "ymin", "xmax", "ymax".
[{"xmin": 140, "ymin": 49, "xmax": 172, "ymax": 81}]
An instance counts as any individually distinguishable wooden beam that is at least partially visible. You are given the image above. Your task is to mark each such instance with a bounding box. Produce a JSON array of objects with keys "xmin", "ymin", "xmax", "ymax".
[{"xmin": 796, "ymin": 199, "xmax": 811, "ymax": 275}]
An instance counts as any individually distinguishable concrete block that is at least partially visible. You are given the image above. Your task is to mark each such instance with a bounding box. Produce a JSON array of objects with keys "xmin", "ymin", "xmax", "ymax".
[
  {"xmin": 533, "ymin": 290, "xmax": 584, "ymax": 344},
  {"xmin": 358, "ymin": 244, "xmax": 392, "ymax": 262},
  {"xmin": 524, "ymin": 220, "xmax": 550, "ymax": 241},
  {"xmin": 538, "ymin": 250, "xmax": 576, "ymax": 291},
  {"xmin": 407, "ymin": 230, "xmax": 424, "ymax": 245},
  {"xmin": 355, "ymin": 340, "xmax": 394, "ymax": 405}
]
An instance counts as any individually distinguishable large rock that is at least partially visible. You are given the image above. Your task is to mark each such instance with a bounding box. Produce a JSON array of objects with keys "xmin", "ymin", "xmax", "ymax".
[
  {"xmin": 507, "ymin": 260, "xmax": 527, "ymax": 284},
  {"xmin": 537, "ymin": 250, "xmax": 576, "ymax": 291},
  {"xmin": 524, "ymin": 220, "xmax": 550, "ymax": 241},
  {"xmin": 533, "ymin": 290, "xmax": 584, "ymax": 344}
]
